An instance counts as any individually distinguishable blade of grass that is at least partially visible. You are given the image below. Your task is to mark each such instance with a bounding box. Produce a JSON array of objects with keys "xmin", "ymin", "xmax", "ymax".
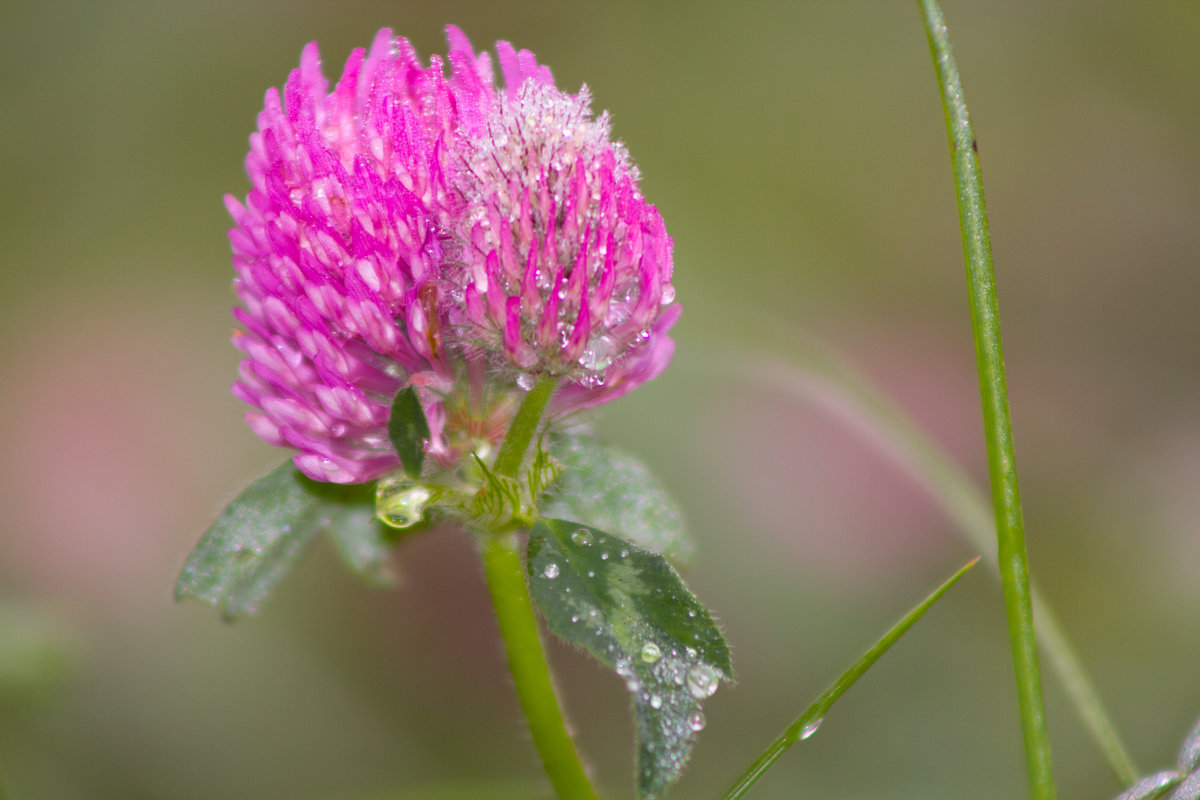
[
  {"xmin": 919, "ymin": 1, "xmax": 1054, "ymax": 796},
  {"xmin": 718, "ymin": 558, "xmax": 979, "ymax": 800},
  {"xmin": 688, "ymin": 333, "xmax": 1139, "ymax": 786}
]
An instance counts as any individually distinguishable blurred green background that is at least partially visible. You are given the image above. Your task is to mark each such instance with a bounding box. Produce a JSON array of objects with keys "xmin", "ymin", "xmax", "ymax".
[{"xmin": 3, "ymin": 1, "xmax": 1200, "ymax": 797}]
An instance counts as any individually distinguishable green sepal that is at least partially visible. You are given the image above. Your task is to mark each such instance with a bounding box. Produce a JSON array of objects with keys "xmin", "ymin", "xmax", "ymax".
[
  {"xmin": 527, "ymin": 518, "xmax": 730, "ymax": 799},
  {"xmin": 543, "ymin": 434, "xmax": 693, "ymax": 565},
  {"xmin": 176, "ymin": 461, "xmax": 392, "ymax": 619},
  {"xmin": 387, "ymin": 386, "xmax": 431, "ymax": 479}
]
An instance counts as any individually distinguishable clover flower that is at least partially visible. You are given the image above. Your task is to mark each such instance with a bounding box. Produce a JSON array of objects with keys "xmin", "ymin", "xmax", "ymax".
[{"xmin": 227, "ymin": 27, "xmax": 679, "ymax": 484}]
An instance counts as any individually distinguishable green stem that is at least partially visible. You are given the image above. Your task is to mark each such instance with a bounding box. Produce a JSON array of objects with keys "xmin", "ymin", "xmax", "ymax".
[
  {"xmin": 480, "ymin": 531, "xmax": 599, "ymax": 800},
  {"xmin": 479, "ymin": 376, "xmax": 598, "ymax": 799},
  {"xmin": 919, "ymin": 2, "xmax": 1055, "ymax": 797},
  {"xmin": 494, "ymin": 376, "xmax": 558, "ymax": 479}
]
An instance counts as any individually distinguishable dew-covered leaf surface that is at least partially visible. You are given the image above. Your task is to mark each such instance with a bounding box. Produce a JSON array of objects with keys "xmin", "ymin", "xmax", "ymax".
[
  {"xmin": 527, "ymin": 518, "xmax": 730, "ymax": 799},
  {"xmin": 177, "ymin": 461, "xmax": 387, "ymax": 618},
  {"xmin": 543, "ymin": 434, "xmax": 693, "ymax": 565},
  {"xmin": 1114, "ymin": 772, "xmax": 1183, "ymax": 800},
  {"xmin": 1178, "ymin": 716, "xmax": 1200, "ymax": 773}
]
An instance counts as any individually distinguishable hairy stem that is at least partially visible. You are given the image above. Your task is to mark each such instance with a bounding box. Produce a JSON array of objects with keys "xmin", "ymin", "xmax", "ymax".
[
  {"xmin": 480, "ymin": 376, "xmax": 598, "ymax": 799},
  {"xmin": 480, "ymin": 531, "xmax": 599, "ymax": 800},
  {"xmin": 494, "ymin": 376, "xmax": 558, "ymax": 479}
]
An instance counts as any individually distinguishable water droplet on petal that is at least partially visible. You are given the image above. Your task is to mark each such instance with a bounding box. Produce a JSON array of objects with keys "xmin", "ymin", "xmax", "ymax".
[
  {"xmin": 543, "ymin": 562, "xmax": 560, "ymax": 579},
  {"xmin": 687, "ymin": 665, "xmax": 721, "ymax": 700},
  {"xmin": 514, "ymin": 347, "xmax": 538, "ymax": 369},
  {"xmin": 660, "ymin": 283, "xmax": 676, "ymax": 304},
  {"xmin": 516, "ymin": 372, "xmax": 536, "ymax": 391},
  {"xmin": 640, "ymin": 642, "xmax": 662, "ymax": 663},
  {"xmin": 688, "ymin": 711, "xmax": 706, "ymax": 731},
  {"xmin": 799, "ymin": 718, "xmax": 822, "ymax": 740}
]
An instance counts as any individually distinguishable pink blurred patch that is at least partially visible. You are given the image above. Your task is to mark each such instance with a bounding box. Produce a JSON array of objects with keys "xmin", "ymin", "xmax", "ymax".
[
  {"xmin": 712, "ymin": 324, "xmax": 983, "ymax": 590},
  {"xmin": 0, "ymin": 286, "xmax": 255, "ymax": 619}
]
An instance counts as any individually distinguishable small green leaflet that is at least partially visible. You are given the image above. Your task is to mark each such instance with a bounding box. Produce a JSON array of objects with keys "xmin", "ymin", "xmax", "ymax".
[
  {"xmin": 1113, "ymin": 773, "xmax": 1184, "ymax": 800},
  {"xmin": 527, "ymin": 518, "xmax": 731, "ymax": 799},
  {"xmin": 543, "ymin": 434, "xmax": 693, "ymax": 565},
  {"xmin": 176, "ymin": 461, "xmax": 393, "ymax": 619},
  {"xmin": 388, "ymin": 386, "xmax": 430, "ymax": 479}
]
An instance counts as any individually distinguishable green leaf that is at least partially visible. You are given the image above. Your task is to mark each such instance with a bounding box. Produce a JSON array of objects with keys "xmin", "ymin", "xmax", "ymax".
[
  {"xmin": 543, "ymin": 434, "xmax": 693, "ymax": 565},
  {"xmin": 308, "ymin": 481, "xmax": 397, "ymax": 588},
  {"xmin": 719, "ymin": 558, "xmax": 979, "ymax": 800},
  {"xmin": 1113, "ymin": 772, "xmax": 1182, "ymax": 800},
  {"xmin": 1178, "ymin": 716, "xmax": 1200, "ymax": 773},
  {"xmin": 176, "ymin": 461, "xmax": 391, "ymax": 618},
  {"xmin": 527, "ymin": 518, "xmax": 730, "ymax": 799},
  {"xmin": 388, "ymin": 386, "xmax": 430, "ymax": 479}
]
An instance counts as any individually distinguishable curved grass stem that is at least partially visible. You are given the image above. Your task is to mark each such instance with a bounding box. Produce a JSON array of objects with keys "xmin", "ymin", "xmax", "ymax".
[{"xmin": 697, "ymin": 338, "xmax": 1137, "ymax": 787}]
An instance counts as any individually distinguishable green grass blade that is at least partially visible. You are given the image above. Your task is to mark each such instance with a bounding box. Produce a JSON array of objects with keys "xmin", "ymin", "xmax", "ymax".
[
  {"xmin": 719, "ymin": 558, "xmax": 978, "ymax": 800},
  {"xmin": 918, "ymin": 1, "xmax": 1055, "ymax": 795},
  {"xmin": 680, "ymin": 325, "xmax": 1139, "ymax": 787}
]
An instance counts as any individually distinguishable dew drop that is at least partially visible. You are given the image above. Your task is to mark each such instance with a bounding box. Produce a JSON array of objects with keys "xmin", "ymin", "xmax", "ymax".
[
  {"xmin": 375, "ymin": 477, "xmax": 433, "ymax": 529},
  {"xmin": 514, "ymin": 348, "xmax": 538, "ymax": 369},
  {"xmin": 516, "ymin": 372, "xmax": 536, "ymax": 391},
  {"xmin": 542, "ymin": 562, "xmax": 560, "ymax": 579},
  {"xmin": 660, "ymin": 283, "xmax": 676, "ymax": 304},
  {"xmin": 640, "ymin": 642, "xmax": 662, "ymax": 664},
  {"xmin": 799, "ymin": 718, "xmax": 822, "ymax": 740},
  {"xmin": 686, "ymin": 665, "xmax": 720, "ymax": 700},
  {"xmin": 578, "ymin": 334, "xmax": 618, "ymax": 371},
  {"xmin": 571, "ymin": 529, "xmax": 592, "ymax": 546},
  {"xmin": 600, "ymin": 551, "xmax": 609, "ymax": 561},
  {"xmin": 688, "ymin": 711, "xmax": 707, "ymax": 732},
  {"xmin": 649, "ymin": 694, "xmax": 663, "ymax": 710}
]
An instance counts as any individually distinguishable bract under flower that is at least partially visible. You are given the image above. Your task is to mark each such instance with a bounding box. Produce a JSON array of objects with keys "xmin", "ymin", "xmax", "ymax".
[{"xmin": 227, "ymin": 26, "xmax": 679, "ymax": 484}]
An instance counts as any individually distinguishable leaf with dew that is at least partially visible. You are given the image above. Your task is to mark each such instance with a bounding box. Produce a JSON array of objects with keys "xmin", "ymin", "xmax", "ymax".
[{"xmin": 527, "ymin": 518, "xmax": 729, "ymax": 799}]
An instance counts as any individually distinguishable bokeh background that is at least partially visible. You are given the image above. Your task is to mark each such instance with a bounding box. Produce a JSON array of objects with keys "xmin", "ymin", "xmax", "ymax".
[{"xmin": 3, "ymin": 1, "xmax": 1200, "ymax": 798}]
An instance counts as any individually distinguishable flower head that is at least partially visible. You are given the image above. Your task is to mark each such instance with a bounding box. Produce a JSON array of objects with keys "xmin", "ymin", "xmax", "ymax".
[{"xmin": 227, "ymin": 27, "xmax": 679, "ymax": 484}]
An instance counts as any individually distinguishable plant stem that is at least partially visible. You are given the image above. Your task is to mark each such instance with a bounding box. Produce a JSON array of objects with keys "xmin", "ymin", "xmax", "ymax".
[
  {"xmin": 918, "ymin": 2, "xmax": 1056, "ymax": 797},
  {"xmin": 480, "ymin": 530, "xmax": 599, "ymax": 800},
  {"xmin": 480, "ymin": 376, "xmax": 598, "ymax": 799},
  {"xmin": 494, "ymin": 376, "xmax": 558, "ymax": 479}
]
